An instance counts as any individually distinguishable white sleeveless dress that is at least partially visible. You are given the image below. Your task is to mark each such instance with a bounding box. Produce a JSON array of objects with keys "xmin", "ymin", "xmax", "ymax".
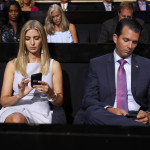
[
  {"xmin": 0, "ymin": 59, "xmax": 54, "ymax": 124},
  {"xmin": 47, "ymin": 30, "xmax": 73, "ymax": 43}
]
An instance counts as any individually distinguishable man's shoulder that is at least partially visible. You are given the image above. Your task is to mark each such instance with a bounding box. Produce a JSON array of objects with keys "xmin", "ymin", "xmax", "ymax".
[
  {"xmin": 90, "ymin": 53, "xmax": 112, "ymax": 63},
  {"xmin": 133, "ymin": 54, "xmax": 150, "ymax": 64},
  {"xmin": 135, "ymin": 17, "xmax": 144, "ymax": 26},
  {"xmin": 102, "ymin": 16, "xmax": 118, "ymax": 25}
]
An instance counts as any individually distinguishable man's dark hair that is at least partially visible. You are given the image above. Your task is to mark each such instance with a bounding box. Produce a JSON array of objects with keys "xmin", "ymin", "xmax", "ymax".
[{"xmin": 115, "ymin": 18, "xmax": 142, "ymax": 37}]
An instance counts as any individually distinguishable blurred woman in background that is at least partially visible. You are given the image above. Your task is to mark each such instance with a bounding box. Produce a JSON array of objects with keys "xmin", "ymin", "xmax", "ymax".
[
  {"xmin": 45, "ymin": 4, "xmax": 78, "ymax": 43},
  {"xmin": 18, "ymin": 0, "xmax": 39, "ymax": 11},
  {"xmin": 0, "ymin": 1, "xmax": 24, "ymax": 42}
]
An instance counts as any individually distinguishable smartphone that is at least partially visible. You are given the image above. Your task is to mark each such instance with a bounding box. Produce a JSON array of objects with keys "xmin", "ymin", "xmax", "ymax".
[
  {"xmin": 31, "ymin": 73, "xmax": 42, "ymax": 87},
  {"xmin": 126, "ymin": 114, "xmax": 137, "ymax": 119}
]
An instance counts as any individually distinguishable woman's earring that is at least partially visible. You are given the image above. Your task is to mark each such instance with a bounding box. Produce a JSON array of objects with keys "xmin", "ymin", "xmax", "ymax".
[
  {"xmin": 25, "ymin": 48, "xmax": 27, "ymax": 54},
  {"xmin": 41, "ymin": 49, "xmax": 43, "ymax": 54}
]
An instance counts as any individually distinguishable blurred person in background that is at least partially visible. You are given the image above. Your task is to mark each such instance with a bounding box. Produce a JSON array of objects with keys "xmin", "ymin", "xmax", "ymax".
[
  {"xmin": 44, "ymin": 4, "xmax": 78, "ymax": 43},
  {"xmin": 18, "ymin": 0, "xmax": 39, "ymax": 11},
  {"xmin": 95, "ymin": 0, "xmax": 119, "ymax": 11},
  {"xmin": 0, "ymin": 0, "xmax": 24, "ymax": 42},
  {"xmin": 134, "ymin": 0, "xmax": 150, "ymax": 11},
  {"xmin": 98, "ymin": 1, "xmax": 148, "ymax": 44}
]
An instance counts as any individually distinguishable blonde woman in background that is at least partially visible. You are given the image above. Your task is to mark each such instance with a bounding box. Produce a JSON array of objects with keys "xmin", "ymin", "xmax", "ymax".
[
  {"xmin": 0, "ymin": 20, "xmax": 66, "ymax": 124},
  {"xmin": 18, "ymin": 0, "xmax": 39, "ymax": 11},
  {"xmin": 45, "ymin": 4, "xmax": 78, "ymax": 43}
]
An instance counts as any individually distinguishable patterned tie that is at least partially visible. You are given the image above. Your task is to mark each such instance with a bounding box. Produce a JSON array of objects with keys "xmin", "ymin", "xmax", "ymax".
[
  {"xmin": 140, "ymin": 2, "xmax": 144, "ymax": 11},
  {"xmin": 62, "ymin": 4, "xmax": 66, "ymax": 11},
  {"xmin": 106, "ymin": 4, "xmax": 111, "ymax": 11},
  {"xmin": 117, "ymin": 59, "xmax": 128, "ymax": 113}
]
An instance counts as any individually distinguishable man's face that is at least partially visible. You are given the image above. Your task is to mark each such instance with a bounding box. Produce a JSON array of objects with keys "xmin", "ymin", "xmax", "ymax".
[
  {"xmin": 113, "ymin": 26, "xmax": 140, "ymax": 59},
  {"xmin": 60, "ymin": 0, "xmax": 68, "ymax": 3},
  {"xmin": 118, "ymin": 8, "xmax": 133, "ymax": 20},
  {"xmin": 103, "ymin": 0, "xmax": 112, "ymax": 4}
]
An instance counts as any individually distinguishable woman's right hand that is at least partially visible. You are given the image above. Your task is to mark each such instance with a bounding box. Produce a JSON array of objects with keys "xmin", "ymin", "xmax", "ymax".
[{"xmin": 17, "ymin": 77, "xmax": 33, "ymax": 99}]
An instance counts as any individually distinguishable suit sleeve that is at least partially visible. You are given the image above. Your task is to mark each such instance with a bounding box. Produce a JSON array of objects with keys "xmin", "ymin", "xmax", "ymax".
[
  {"xmin": 137, "ymin": 19, "xmax": 148, "ymax": 44},
  {"xmin": 98, "ymin": 22, "xmax": 109, "ymax": 43},
  {"xmin": 82, "ymin": 59, "xmax": 109, "ymax": 110}
]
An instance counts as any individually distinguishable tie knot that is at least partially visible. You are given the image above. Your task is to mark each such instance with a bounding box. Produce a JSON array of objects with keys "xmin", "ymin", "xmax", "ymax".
[{"xmin": 118, "ymin": 59, "xmax": 127, "ymax": 66}]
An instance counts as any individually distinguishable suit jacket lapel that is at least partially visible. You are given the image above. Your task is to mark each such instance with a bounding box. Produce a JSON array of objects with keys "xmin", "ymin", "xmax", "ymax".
[
  {"xmin": 107, "ymin": 53, "xmax": 116, "ymax": 105},
  {"xmin": 131, "ymin": 55, "xmax": 139, "ymax": 97}
]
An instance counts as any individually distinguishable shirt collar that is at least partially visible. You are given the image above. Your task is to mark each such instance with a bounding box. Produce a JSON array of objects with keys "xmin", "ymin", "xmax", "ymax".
[
  {"xmin": 138, "ymin": 1, "xmax": 146, "ymax": 5},
  {"xmin": 61, "ymin": 3, "xmax": 68, "ymax": 7},
  {"xmin": 114, "ymin": 49, "xmax": 131, "ymax": 65},
  {"xmin": 104, "ymin": 2, "xmax": 111, "ymax": 6}
]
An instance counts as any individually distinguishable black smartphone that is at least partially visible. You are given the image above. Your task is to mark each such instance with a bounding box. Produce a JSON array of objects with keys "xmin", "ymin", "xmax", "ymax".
[
  {"xmin": 31, "ymin": 73, "xmax": 42, "ymax": 87},
  {"xmin": 126, "ymin": 111, "xmax": 139, "ymax": 119},
  {"xmin": 126, "ymin": 114, "xmax": 137, "ymax": 119}
]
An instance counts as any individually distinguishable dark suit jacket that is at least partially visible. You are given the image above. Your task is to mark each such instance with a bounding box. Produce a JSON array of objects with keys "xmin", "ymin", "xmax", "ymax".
[
  {"xmin": 74, "ymin": 53, "xmax": 150, "ymax": 125},
  {"xmin": 95, "ymin": 2, "xmax": 119, "ymax": 11},
  {"xmin": 82, "ymin": 53, "xmax": 150, "ymax": 111},
  {"xmin": 98, "ymin": 16, "xmax": 148, "ymax": 44},
  {"xmin": 134, "ymin": 1, "xmax": 150, "ymax": 11}
]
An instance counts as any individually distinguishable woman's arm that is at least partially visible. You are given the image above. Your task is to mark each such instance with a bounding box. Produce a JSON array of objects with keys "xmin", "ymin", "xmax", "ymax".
[
  {"xmin": 34, "ymin": 60, "xmax": 63, "ymax": 107},
  {"xmin": 1, "ymin": 60, "xmax": 33, "ymax": 107},
  {"xmin": 69, "ymin": 24, "xmax": 78, "ymax": 43},
  {"xmin": 50, "ymin": 60, "xmax": 63, "ymax": 106},
  {"xmin": 0, "ymin": 60, "xmax": 20, "ymax": 107}
]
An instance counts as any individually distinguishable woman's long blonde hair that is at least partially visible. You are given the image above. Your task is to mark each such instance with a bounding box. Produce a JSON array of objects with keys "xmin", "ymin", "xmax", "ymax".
[
  {"xmin": 18, "ymin": 0, "xmax": 35, "ymax": 8},
  {"xmin": 16, "ymin": 20, "xmax": 50, "ymax": 76},
  {"xmin": 45, "ymin": 4, "xmax": 70, "ymax": 34}
]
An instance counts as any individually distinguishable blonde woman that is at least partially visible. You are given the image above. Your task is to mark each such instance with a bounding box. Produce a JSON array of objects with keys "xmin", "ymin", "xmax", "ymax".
[
  {"xmin": 18, "ymin": 0, "xmax": 39, "ymax": 11},
  {"xmin": 0, "ymin": 20, "xmax": 65, "ymax": 124},
  {"xmin": 45, "ymin": 4, "xmax": 78, "ymax": 43}
]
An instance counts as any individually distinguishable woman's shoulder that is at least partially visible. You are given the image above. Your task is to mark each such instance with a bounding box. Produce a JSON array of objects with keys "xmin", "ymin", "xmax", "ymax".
[
  {"xmin": 69, "ymin": 23, "xmax": 76, "ymax": 31},
  {"xmin": 52, "ymin": 59, "xmax": 61, "ymax": 68},
  {"xmin": 69, "ymin": 23, "xmax": 75, "ymax": 28},
  {"xmin": 1, "ymin": 24, "xmax": 11, "ymax": 29},
  {"xmin": 7, "ymin": 59, "xmax": 16, "ymax": 66},
  {"xmin": 31, "ymin": 5, "xmax": 39, "ymax": 11},
  {"xmin": 6, "ymin": 59, "xmax": 16, "ymax": 71}
]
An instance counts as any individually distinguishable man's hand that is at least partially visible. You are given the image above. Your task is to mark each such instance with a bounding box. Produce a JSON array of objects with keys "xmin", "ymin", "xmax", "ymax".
[
  {"xmin": 135, "ymin": 110, "xmax": 150, "ymax": 125},
  {"xmin": 107, "ymin": 107, "xmax": 127, "ymax": 116}
]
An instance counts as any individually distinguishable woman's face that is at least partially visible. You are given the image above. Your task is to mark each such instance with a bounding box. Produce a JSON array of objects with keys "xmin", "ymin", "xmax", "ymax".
[
  {"xmin": 8, "ymin": 5, "xmax": 19, "ymax": 22},
  {"xmin": 51, "ymin": 10, "xmax": 62, "ymax": 26},
  {"xmin": 23, "ymin": 0, "xmax": 31, "ymax": 5},
  {"xmin": 25, "ymin": 29, "xmax": 42, "ymax": 54}
]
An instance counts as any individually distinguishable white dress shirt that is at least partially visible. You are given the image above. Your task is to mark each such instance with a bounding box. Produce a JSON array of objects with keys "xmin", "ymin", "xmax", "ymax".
[
  {"xmin": 138, "ymin": 1, "xmax": 146, "ymax": 11},
  {"xmin": 61, "ymin": 3, "xmax": 68, "ymax": 11},
  {"xmin": 113, "ymin": 50, "xmax": 140, "ymax": 111},
  {"xmin": 104, "ymin": 2, "xmax": 112, "ymax": 11}
]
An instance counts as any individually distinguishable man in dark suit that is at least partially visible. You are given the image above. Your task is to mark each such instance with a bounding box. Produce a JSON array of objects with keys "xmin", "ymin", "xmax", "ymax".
[
  {"xmin": 95, "ymin": 0, "xmax": 119, "ymax": 11},
  {"xmin": 74, "ymin": 18, "xmax": 150, "ymax": 126},
  {"xmin": 59, "ymin": 0, "xmax": 78, "ymax": 11},
  {"xmin": 134, "ymin": 0, "xmax": 150, "ymax": 11},
  {"xmin": 98, "ymin": 1, "xmax": 148, "ymax": 44}
]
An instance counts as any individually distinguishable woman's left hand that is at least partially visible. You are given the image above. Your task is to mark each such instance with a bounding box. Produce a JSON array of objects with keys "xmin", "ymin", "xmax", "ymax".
[{"xmin": 33, "ymin": 81, "xmax": 54, "ymax": 97}]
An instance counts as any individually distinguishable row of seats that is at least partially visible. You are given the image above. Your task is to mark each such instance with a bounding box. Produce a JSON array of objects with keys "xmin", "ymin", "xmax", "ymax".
[
  {"xmin": 1, "ymin": 10, "xmax": 150, "ymax": 43},
  {"xmin": 0, "ymin": 43, "xmax": 150, "ymax": 123}
]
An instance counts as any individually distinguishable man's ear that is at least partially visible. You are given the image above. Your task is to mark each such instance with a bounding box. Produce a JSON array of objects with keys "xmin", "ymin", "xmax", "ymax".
[{"xmin": 113, "ymin": 34, "xmax": 118, "ymax": 44}]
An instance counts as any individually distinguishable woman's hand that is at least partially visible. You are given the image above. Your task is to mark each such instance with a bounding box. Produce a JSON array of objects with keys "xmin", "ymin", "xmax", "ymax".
[
  {"xmin": 33, "ymin": 81, "xmax": 54, "ymax": 98},
  {"xmin": 18, "ymin": 77, "xmax": 33, "ymax": 99}
]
